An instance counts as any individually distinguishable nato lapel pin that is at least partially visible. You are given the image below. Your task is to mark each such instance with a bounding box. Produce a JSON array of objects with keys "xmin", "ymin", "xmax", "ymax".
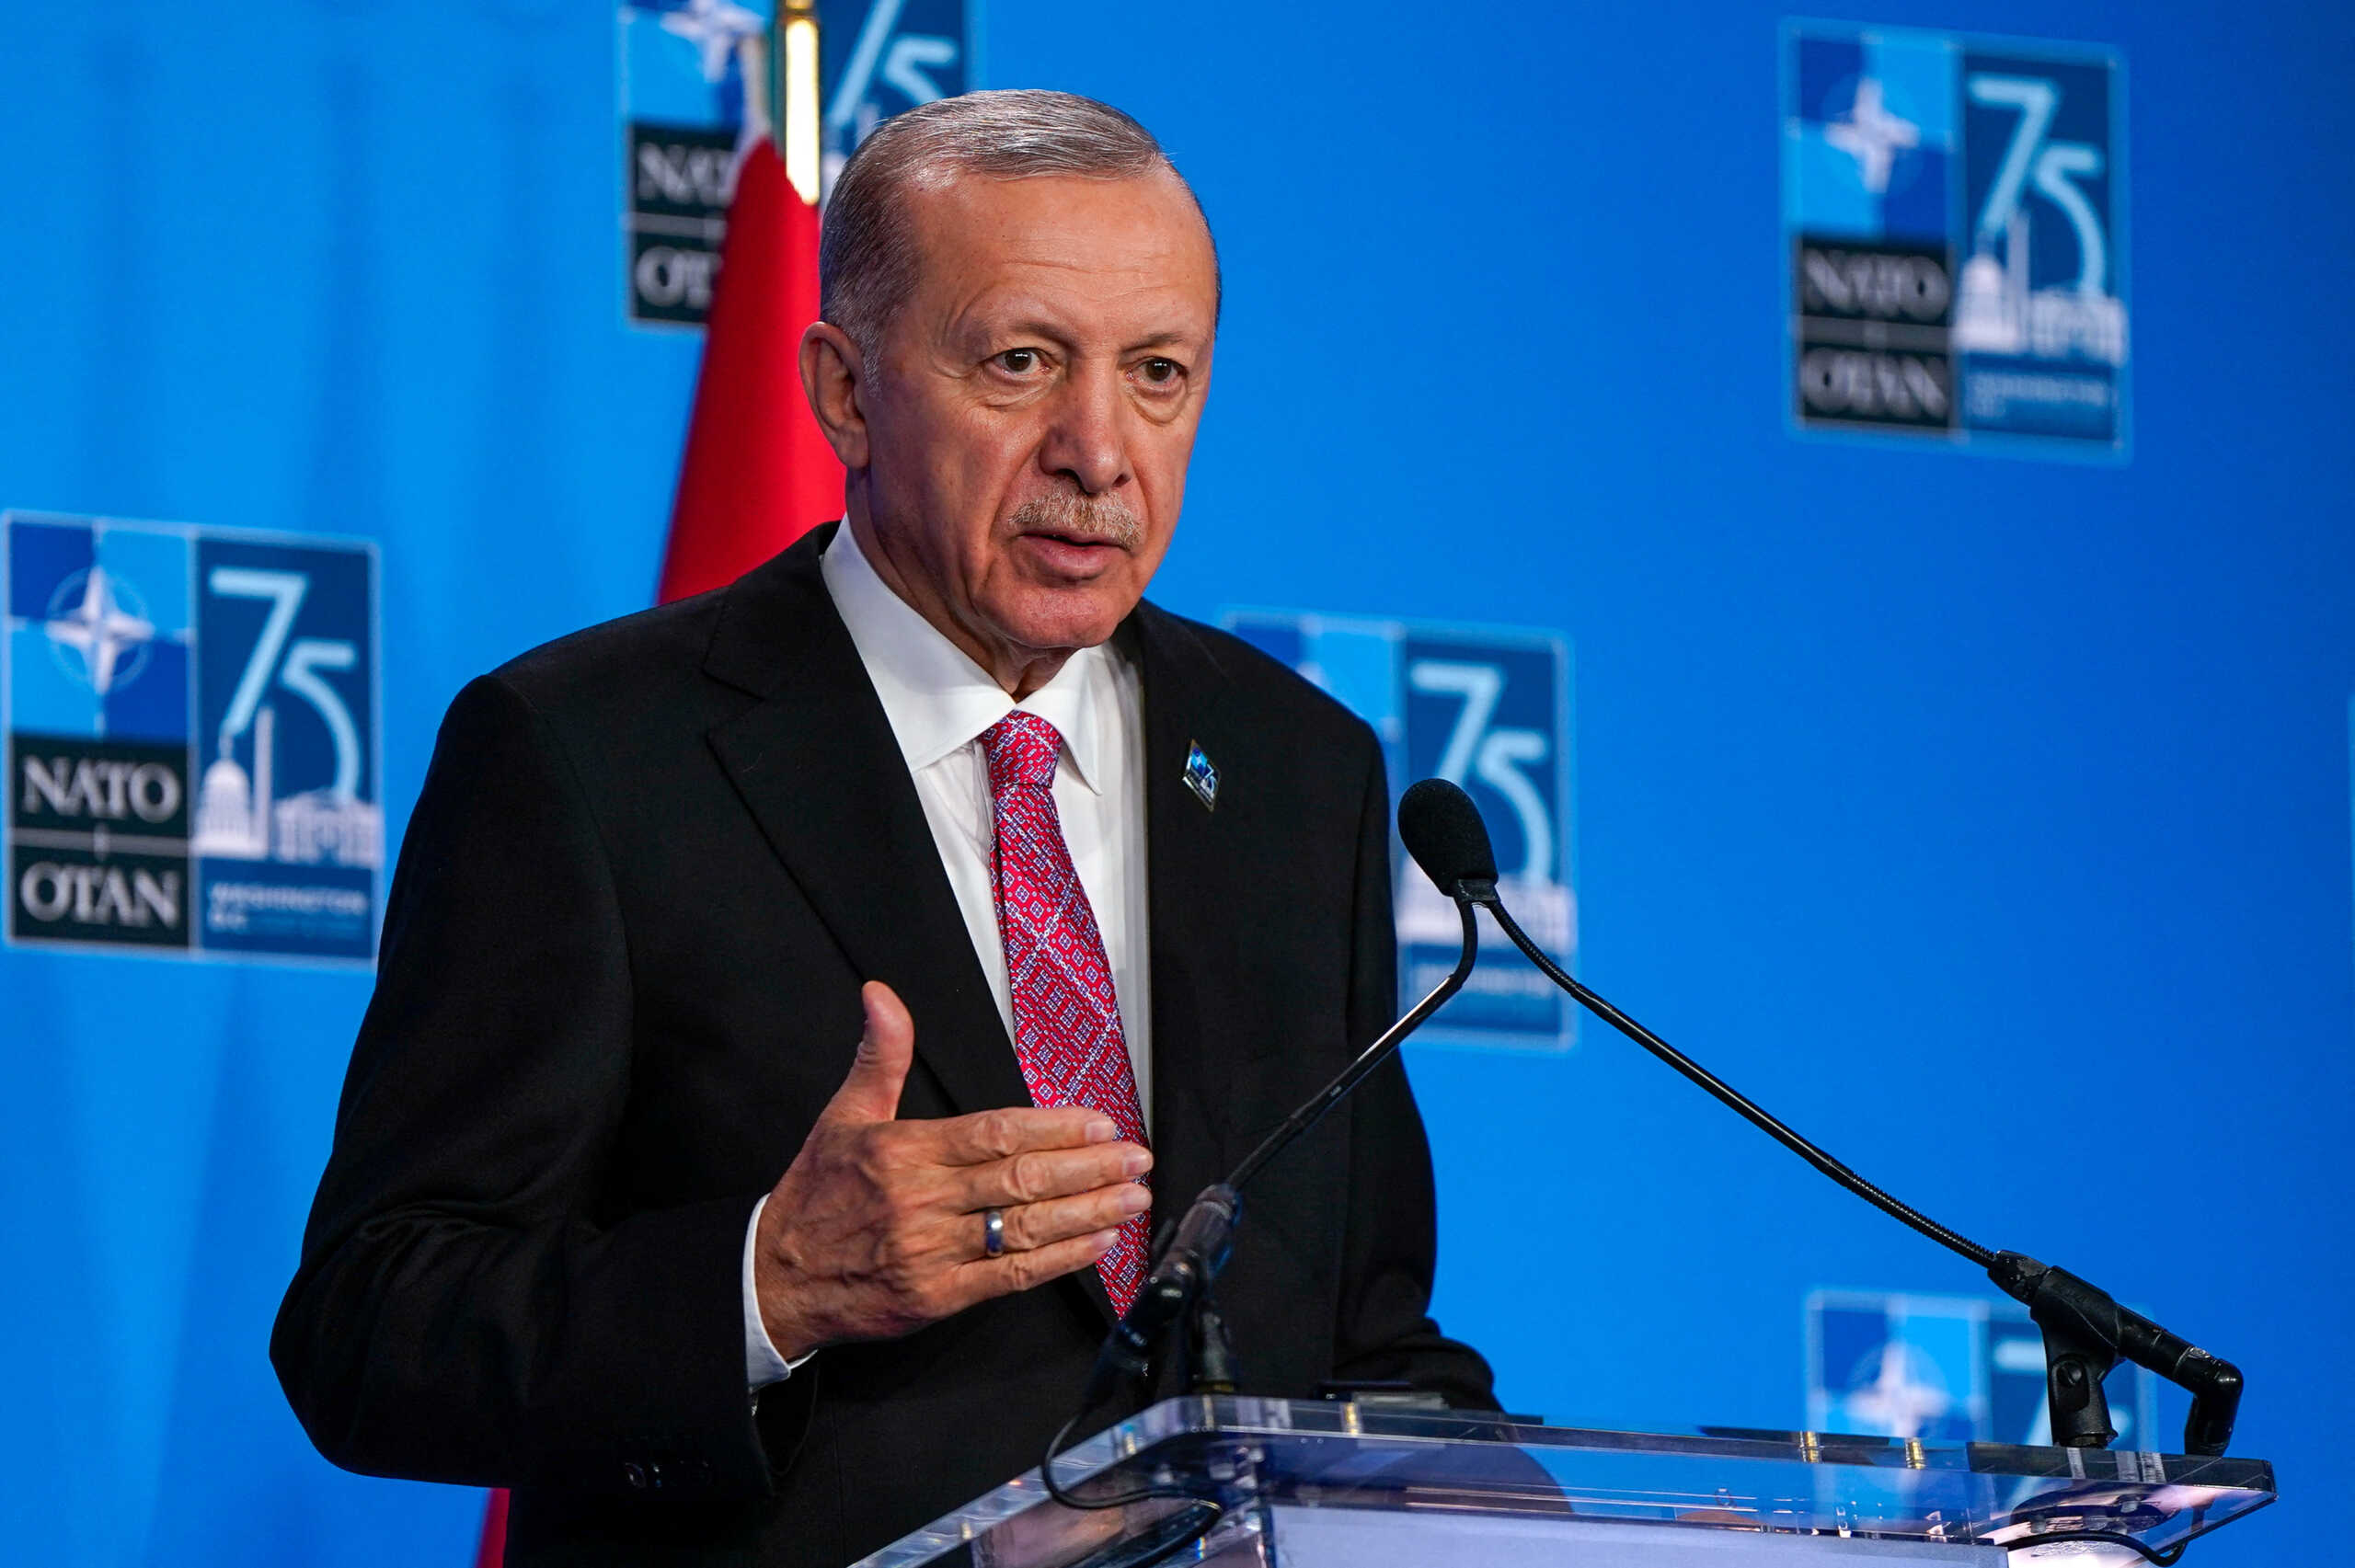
[{"xmin": 1181, "ymin": 742, "xmax": 1220, "ymax": 812}]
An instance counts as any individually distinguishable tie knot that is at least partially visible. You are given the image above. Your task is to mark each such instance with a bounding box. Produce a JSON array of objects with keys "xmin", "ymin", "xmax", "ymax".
[{"xmin": 982, "ymin": 711, "xmax": 1063, "ymax": 793}]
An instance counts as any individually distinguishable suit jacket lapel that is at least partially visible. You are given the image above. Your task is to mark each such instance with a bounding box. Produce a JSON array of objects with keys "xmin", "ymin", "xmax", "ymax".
[
  {"xmin": 1131, "ymin": 604, "xmax": 1250, "ymax": 1243},
  {"xmin": 701, "ymin": 544, "xmax": 1259, "ymax": 1333},
  {"xmin": 701, "ymin": 526, "xmax": 1031, "ymax": 1122}
]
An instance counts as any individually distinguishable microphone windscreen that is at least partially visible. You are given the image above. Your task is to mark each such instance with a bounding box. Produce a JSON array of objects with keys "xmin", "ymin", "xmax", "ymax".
[{"xmin": 1398, "ymin": 778, "xmax": 1498, "ymax": 891}]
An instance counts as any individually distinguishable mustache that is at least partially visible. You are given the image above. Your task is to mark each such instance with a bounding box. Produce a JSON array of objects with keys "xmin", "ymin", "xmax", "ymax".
[{"xmin": 1007, "ymin": 491, "xmax": 1143, "ymax": 550}]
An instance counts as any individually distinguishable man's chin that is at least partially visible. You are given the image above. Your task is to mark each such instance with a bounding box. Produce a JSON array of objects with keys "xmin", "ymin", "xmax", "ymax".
[{"xmin": 985, "ymin": 585, "xmax": 1140, "ymax": 657}]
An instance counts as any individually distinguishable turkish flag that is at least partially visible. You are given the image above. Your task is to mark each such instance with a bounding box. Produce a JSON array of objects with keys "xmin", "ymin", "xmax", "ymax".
[{"xmin": 658, "ymin": 137, "xmax": 844, "ymax": 604}]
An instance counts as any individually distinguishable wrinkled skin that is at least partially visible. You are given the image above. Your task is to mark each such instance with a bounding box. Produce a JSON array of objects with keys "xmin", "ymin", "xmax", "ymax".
[{"xmin": 801, "ymin": 166, "xmax": 1219, "ymax": 699}]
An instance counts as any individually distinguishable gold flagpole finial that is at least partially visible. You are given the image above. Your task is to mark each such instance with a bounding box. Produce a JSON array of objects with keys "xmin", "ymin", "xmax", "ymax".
[{"xmin": 774, "ymin": 0, "xmax": 822, "ymax": 204}]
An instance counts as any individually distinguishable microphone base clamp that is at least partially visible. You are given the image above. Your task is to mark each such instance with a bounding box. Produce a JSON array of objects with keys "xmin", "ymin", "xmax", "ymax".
[{"xmin": 1988, "ymin": 1251, "xmax": 2243, "ymax": 1458}]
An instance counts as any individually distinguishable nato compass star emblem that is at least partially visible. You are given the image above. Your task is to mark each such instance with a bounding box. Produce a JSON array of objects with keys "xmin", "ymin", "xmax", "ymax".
[
  {"xmin": 1182, "ymin": 742, "xmax": 1219, "ymax": 812},
  {"xmin": 44, "ymin": 564, "xmax": 155, "ymax": 694},
  {"xmin": 657, "ymin": 0, "xmax": 764, "ymax": 83},
  {"xmin": 1843, "ymin": 1339, "xmax": 1954, "ymax": 1440},
  {"xmin": 1825, "ymin": 78, "xmax": 1920, "ymax": 196}
]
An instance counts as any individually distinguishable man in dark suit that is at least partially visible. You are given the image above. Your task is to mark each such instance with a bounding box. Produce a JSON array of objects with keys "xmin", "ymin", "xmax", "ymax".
[{"xmin": 273, "ymin": 89, "xmax": 1492, "ymax": 1566}]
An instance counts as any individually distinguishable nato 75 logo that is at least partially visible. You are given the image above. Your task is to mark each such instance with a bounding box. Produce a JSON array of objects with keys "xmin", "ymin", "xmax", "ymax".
[
  {"xmin": 616, "ymin": 2, "xmax": 969, "ymax": 327},
  {"xmin": 1223, "ymin": 609, "xmax": 1576, "ymax": 1051},
  {"xmin": 1783, "ymin": 23, "xmax": 2127, "ymax": 452},
  {"xmin": 821, "ymin": 0, "xmax": 967, "ymax": 184},
  {"xmin": 4, "ymin": 511, "xmax": 380, "ymax": 963}
]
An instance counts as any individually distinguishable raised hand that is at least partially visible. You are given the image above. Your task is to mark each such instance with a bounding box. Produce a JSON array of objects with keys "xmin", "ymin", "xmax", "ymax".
[{"xmin": 754, "ymin": 981, "xmax": 1153, "ymax": 1361}]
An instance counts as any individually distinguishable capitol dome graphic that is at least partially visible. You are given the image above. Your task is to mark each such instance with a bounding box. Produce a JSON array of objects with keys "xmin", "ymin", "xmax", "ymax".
[{"xmin": 190, "ymin": 705, "xmax": 381, "ymax": 868}]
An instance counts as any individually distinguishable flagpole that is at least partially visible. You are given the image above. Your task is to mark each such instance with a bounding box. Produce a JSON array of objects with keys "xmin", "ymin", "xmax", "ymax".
[{"xmin": 774, "ymin": 0, "xmax": 822, "ymax": 205}]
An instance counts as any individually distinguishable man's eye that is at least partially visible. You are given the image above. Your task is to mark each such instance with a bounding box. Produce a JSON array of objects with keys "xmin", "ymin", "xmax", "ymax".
[
  {"xmin": 995, "ymin": 349, "xmax": 1040, "ymax": 373},
  {"xmin": 1139, "ymin": 358, "xmax": 1181, "ymax": 385}
]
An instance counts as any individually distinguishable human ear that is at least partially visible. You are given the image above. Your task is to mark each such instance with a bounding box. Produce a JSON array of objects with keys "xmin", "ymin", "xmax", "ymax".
[{"xmin": 800, "ymin": 322, "xmax": 871, "ymax": 470}]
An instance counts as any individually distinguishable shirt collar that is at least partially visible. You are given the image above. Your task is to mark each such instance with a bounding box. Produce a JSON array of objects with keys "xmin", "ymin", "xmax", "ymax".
[{"xmin": 820, "ymin": 521, "xmax": 1110, "ymax": 794}]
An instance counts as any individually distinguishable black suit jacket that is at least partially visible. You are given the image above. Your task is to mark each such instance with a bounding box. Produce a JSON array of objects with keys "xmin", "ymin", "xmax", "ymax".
[{"xmin": 272, "ymin": 525, "xmax": 1493, "ymax": 1566}]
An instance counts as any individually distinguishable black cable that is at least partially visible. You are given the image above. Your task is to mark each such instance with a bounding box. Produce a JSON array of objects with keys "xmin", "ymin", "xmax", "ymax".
[
  {"xmin": 1476, "ymin": 893, "xmax": 1999, "ymax": 1271},
  {"xmin": 1039, "ymin": 1409, "xmax": 1225, "ymax": 1558},
  {"xmin": 1040, "ymin": 1411, "xmax": 1137, "ymax": 1511}
]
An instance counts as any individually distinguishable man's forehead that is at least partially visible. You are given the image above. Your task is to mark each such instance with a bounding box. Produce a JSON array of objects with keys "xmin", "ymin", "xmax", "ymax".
[
  {"xmin": 903, "ymin": 170, "xmax": 1218, "ymax": 324},
  {"xmin": 910, "ymin": 163, "xmax": 1200, "ymax": 228}
]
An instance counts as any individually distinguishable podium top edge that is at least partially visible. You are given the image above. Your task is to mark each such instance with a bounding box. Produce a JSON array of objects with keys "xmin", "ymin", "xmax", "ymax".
[
  {"xmin": 850, "ymin": 1395, "xmax": 2276, "ymax": 1568},
  {"xmin": 1112, "ymin": 1395, "xmax": 2277, "ymax": 1489}
]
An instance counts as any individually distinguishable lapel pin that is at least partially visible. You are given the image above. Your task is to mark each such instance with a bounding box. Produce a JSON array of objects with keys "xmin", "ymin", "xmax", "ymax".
[{"xmin": 1181, "ymin": 742, "xmax": 1220, "ymax": 812}]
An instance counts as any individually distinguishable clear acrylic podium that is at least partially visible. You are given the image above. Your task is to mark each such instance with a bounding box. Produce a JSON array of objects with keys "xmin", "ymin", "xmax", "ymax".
[{"xmin": 852, "ymin": 1396, "xmax": 2274, "ymax": 1567}]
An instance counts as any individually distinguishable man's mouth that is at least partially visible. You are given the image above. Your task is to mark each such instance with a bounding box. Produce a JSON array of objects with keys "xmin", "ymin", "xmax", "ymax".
[
  {"xmin": 1019, "ymin": 529, "xmax": 1123, "ymax": 550},
  {"xmin": 1013, "ymin": 532, "xmax": 1128, "ymax": 578}
]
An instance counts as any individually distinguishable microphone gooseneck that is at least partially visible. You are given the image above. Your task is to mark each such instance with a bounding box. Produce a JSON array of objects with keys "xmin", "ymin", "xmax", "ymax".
[
  {"xmin": 1223, "ymin": 888, "xmax": 1479, "ymax": 1193},
  {"xmin": 1076, "ymin": 891, "xmax": 1484, "ymax": 1413},
  {"xmin": 1484, "ymin": 870, "xmax": 1996, "ymax": 1269},
  {"xmin": 1048, "ymin": 788, "xmax": 1491, "ymax": 1516},
  {"xmin": 1420, "ymin": 776, "xmax": 2244, "ymax": 1459}
]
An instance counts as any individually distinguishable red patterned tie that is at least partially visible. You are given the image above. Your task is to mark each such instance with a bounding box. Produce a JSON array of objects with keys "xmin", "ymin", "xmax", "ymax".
[{"xmin": 981, "ymin": 712, "xmax": 1151, "ymax": 1311}]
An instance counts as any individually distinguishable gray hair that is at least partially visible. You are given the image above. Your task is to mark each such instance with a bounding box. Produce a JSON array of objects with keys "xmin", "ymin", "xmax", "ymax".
[{"xmin": 820, "ymin": 89, "xmax": 1219, "ymax": 359}]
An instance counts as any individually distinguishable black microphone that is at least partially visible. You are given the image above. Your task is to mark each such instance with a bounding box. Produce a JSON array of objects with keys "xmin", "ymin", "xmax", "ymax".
[
  {"xmin": 1409, "ymin": 777, "xmax": 2245, "ymax": 1459},
  {"xmin": 1080, "ymin": 1184, "xmax": 1240, "ymax": 1405},
  {"xmin": 1400, "ymin": 775, "xmax": 1499, "ymax": 898},
  {"xmin": 1076, "ymin": 783, "xmax": 1494, "ymax": 1408}
]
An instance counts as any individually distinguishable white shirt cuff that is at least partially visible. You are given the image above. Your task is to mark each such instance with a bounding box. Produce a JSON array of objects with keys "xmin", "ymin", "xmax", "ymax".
[{"xmin": 743, "ymin": 1192, "xmax": 816, "ymax": 1391}]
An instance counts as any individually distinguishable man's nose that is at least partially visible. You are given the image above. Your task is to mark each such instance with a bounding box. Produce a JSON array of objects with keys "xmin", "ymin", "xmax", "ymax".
[{"xmin": 1039, "ymin": 362, "xmax": 1130, "ymax": 496}]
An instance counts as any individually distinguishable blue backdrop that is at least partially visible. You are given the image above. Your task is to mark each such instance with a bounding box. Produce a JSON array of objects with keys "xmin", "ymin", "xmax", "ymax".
[{"xmin": 2, "ymin": 2, "xmax": 2348, "ymax": 1562}]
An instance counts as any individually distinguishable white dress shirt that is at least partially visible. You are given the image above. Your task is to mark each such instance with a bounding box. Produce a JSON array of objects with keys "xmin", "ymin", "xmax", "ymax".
[{"xmin": 743, "ymin": 521, "xmax": 1152, "ymax": 1388}]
